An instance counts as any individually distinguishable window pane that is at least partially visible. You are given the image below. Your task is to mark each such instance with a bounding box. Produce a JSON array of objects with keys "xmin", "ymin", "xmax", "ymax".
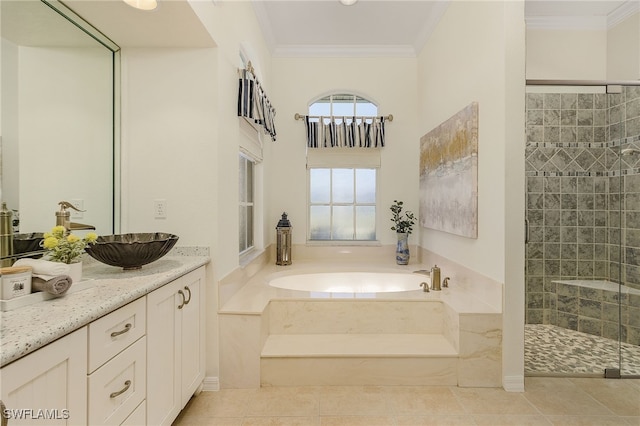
[
  {"xmin": 332, "ymin": 98, "xmax": 355, "ymax": 117},
  {"xmin": 355, "ymin": 99, "xmax": 378, "ymax": 116},
  {"xmin": 332, "ymin": 206, "xmax": 354, "ymax": 240},
  {"xmin": 239, "ymin": 156, "xmax": 246, "ymax": 202},
  {"xmin": 247, "ymin": 205, "xmax": 253, "ymax": 248},
  {"xmin": 355, "ymin": 169, "xmax": 376, "ymax": 203},
  {"xmin": 310, "ymin": 168, "xmax": 330, "ymax": 203},
  {"xmin": 309, "ymin": 100, "xmax": 331, "ymax": 117},
  {"xmin": 355, "ymin": 206, "xmax": 376, "ymax": 240},
  {"xmin": 246, "ymin": 160, "xmax": 253, "ymax": 202},
  {"xmin": 332, "ymin": 169, "xmax": 353, "ymax": 203},
  {"xmin": 310, "ymin": 206, "xmax": 331, "ymax": 239},
  {"xmin": 239, "ymin": 205, "xmax": 247, "ymax": 252}
]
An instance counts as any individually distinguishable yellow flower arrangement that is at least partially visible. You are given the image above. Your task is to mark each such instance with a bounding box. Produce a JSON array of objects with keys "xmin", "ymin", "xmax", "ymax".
[{"xmin": 41, "ymin": 226, "xmax": 98, "ymax": 264}]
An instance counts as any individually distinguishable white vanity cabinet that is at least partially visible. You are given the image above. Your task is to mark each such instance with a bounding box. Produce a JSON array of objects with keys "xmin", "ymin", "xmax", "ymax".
[
  {"xmin": 146, "ymin": 267, "xmax": 206, "ymax": 426},
  {"xmin": 0, "ymin": 262, "xmax": 207, "ymax": 426},
  {"xmin": 87, "ymin": 297, "xmax": 147, "ymax": 426},
  {"xmin": 0, "ymin": 327, "xmax": 88, "ymax": 425}
]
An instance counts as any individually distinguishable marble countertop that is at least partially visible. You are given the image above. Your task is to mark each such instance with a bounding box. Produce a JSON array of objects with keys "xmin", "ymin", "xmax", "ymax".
[{"xmin": 0, "ymin": 254, "xmax": 210, "ymax": 367}]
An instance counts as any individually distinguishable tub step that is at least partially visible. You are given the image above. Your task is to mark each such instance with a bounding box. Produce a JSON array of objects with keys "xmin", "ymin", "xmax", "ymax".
[
  {"xmin": 262, "ymin": 333, "xmax": 457, "ymax": 358},
  {"xmin": 261, "ymin": 333, "xmax": 458, "ymax": 386}
]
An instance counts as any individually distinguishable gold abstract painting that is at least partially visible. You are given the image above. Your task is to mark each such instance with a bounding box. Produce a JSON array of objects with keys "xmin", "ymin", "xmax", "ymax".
[{"xmin": 419, "ymin": 102, "xmax": 478, "ymax": 238}]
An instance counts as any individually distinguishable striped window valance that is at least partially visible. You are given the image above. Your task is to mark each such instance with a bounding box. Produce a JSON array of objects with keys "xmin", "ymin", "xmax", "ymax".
[
  {"xmin": 237, "ymin": 63, "xmax": 276, "ymax": 142},
  {"xmin": 301, "ymin": 116, "xmax": 387, "ymax": 149}
]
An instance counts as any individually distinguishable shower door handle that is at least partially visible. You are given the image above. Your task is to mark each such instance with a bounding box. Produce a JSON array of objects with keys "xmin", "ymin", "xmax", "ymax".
[{"xmin": 525, "ymin": 218, "xmax": 530, "ymax": 244}]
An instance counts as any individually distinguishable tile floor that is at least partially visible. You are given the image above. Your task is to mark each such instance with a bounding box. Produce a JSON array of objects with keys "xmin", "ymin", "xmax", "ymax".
[
  {"xmin": 525, "ymin": 324, "xmax": 640, "ymax": 376},
  {"xmin": 172, "ymin": 377, "xmax": 640, "ymax": 425}
]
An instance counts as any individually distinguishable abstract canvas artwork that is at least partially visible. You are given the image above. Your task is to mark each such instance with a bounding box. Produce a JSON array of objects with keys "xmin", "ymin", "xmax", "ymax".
[{"xmin": 419, "ymin": 102, "xmax": 478, "ymax": 238}]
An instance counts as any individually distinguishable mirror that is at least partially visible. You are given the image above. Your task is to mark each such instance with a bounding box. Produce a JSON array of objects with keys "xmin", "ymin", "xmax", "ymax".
[{"xmin": 1, "ymin": 0, "xmax": 119, "ymax": 250}]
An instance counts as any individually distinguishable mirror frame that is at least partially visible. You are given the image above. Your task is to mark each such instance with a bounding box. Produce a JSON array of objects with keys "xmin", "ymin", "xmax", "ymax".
[
  {"xmin": 43, "ymin": 0, "xmax": 121, "ymax": 235},
  {"xmin": 1, "ymin": 0, "xmax": 121, "ymax": 260}
]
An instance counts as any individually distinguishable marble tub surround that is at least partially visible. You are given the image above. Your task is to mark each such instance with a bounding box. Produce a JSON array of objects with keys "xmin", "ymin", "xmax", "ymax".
[
  {"xmin": 1, "ymin": 253, "xmax": 210, "ymax": 367},
  {"xmin": 417, "ymin": 246, "xmax": 504, "ymax": 312},
  {"xmin": 218, "ymin": 249, "xmax": 502, "ymax": 389}
]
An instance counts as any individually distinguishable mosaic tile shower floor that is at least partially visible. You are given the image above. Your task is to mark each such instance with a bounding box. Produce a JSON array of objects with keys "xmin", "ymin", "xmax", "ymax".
[{"xmin": 525, "ymin": 324, "xmax": 640, "ymax": 376}]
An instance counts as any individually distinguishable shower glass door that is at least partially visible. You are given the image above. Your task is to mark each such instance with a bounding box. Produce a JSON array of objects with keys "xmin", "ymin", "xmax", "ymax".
[
  {"xmin": 614, "ymin": 85, "xmax": 640, "ymax": 377},
  {"xmin": 524, "ymin": 84, "xmax": 640, "ymax": 377}
]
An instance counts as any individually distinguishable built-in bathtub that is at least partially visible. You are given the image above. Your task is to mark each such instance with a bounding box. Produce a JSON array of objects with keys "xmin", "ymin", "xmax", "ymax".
[
  {"xmin": 551, "ymin": 279, "xmax": 640, "ymax": 345},
  {"xmin": 218, "ymin": 261, "xmax": 504, "ymax": 389},
  {"xmin": 269, "ymin": 271, "xmax": 428, "ymax": 295}
]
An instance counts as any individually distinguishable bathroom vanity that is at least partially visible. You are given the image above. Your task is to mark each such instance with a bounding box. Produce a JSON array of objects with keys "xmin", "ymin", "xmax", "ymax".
[{"xmin": 0, "ymin": 255, "xmax": 208, "ymax": 426}]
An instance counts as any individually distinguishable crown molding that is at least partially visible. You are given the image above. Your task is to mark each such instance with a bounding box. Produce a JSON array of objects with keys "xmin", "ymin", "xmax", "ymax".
[
  {"xmin": 525, "ymin": 15, "xmax": 607, "ymax": 31},
  {"xmin": 526, "ymin": 0, "xmax": 639, "ymax": 31},
  {"xmin": 608, "ymin": 0, "xmax": 640, "ymax": 28},
  {"xmin": 272, "ymin": 44, "xmax": 417, "ymax": 58},
  {"xmin": 413, "ymin": 0, "xmax": 450, "ymax": 53},
  {"xmin": 251, "ymin": 0, "xmax": 277, "ymax": 54}
]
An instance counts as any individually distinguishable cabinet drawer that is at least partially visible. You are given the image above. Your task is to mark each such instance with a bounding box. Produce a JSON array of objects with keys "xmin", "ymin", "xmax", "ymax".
[
  {"xmin": 89, "ymin": 297, "xmax": 146, "ymax": 373},
  {"xmin": 121, "ymin": 401, "xmax": 145, "ymax": 426},
  {"xmin": 88, "ymin": 337, "xmax": 146, "ymax": 426}
]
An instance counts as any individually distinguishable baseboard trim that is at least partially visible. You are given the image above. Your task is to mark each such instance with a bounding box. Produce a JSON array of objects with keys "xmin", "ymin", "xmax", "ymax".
[
  {"xmin": 503, "ymin": 375, "xmax": 525, "ymax": 392},
  {"xmin": 202, "ymin": 376, "xmax": 220, "ymax": 391}
]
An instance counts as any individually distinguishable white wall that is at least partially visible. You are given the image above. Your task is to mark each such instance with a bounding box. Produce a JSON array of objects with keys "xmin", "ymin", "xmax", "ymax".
[
  {"xmin": 1, "ymin": 38, "xmax": 18, "ymax": 212},
  {"xmin": 526, "ymin": 29, "xmax": 607, "ymax": 80},
  {"xmin": 270, "ymin": 57, "xmax": 419, "ymax": 247},
  {"xmin": 607, "ymin": 13, "xmax": 640, "ymax": 80},
  {"xmin": 189, "ymin": 0, "xmax": 274, "ymax": 277},
  {"xmin": 417, "ymin": 1, "xmax": 525, "ymax": 390},
  {"xmin": 15, "ymin": 47, "xmax": 113, "ymax": 234},
  {"xmin": 526, "ymin": 12, "xmax": 640, "ymax": 81},
  {"xmin": 121, "ymin": 0, "xmax": 274, "ymax": 383}
]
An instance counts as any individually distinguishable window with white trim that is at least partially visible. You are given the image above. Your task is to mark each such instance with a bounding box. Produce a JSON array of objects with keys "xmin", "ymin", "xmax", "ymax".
[
  {"xmin": 239, "ymin": 153, "xmax": 254, "ymax": 254},
  {"xmin": 307, "ymin": 94, "xmax": 379, "ymax": 242},
  {"xmin": 309, "ymin": 168, "xmax": 377, "ymax": 240}
]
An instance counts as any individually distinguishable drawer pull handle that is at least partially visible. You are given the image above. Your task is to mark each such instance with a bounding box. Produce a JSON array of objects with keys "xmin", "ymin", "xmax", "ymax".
[
  {"xmin": 178, "ymin": 290, "xmax": 186, "ymax": 309},
  {"xmin": 110, "ymin": 323, "xmax": 132, "ymax": 338},
  {"xmin": 110, "ymin": 380, "xmax": 131, "ymax": 399},
  {"xmin": 183, "ymin": 286, "xmax": 192, "ymax": 305}
]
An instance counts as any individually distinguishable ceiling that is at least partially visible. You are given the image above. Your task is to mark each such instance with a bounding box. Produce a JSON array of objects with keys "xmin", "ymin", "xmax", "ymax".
[
  {"xmin": 254, "ymin": 0, "xmax": 636, "ymax": 56},
  {"xmin": 6, "ymin": 1, "xmax": 636, "ymax": 52}
]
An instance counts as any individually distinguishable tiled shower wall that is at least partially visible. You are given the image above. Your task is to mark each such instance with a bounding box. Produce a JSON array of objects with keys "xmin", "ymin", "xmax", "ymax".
[{"xmin": 525, "ymin": 87, "xmax": 640, "ymax": 345}]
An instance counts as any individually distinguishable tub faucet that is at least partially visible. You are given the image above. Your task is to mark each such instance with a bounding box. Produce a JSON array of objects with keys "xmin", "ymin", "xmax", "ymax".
[
  {"xmin": 419, "ymin": 282, "xmax": 430, "ymax": 292},
  {"xmin": 431, "ymin": 265, "xmax": 441, "ymax": 291}
]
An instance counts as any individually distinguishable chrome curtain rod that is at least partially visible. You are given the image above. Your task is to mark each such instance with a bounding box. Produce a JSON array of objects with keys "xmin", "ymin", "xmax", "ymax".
[{"xmin": 294, "ymin": 113, "xmax": 394, "ymax": 122}]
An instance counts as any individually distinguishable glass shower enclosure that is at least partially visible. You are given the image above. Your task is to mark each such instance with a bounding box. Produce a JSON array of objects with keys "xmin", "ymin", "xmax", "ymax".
[{"xmin": 524, "ymin": 81, "xmax": 640, "ymax": 378}]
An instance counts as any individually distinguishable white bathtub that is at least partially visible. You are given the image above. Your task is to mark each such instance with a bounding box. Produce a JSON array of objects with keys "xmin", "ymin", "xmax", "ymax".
[{"xmin": 269, "ymin": 272, "xmax": 428, "ymax": 294}]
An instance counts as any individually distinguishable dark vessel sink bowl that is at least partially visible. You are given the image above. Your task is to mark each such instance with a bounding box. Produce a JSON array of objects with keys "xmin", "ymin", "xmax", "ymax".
[
  {"xmin": 85, "ymin": 233, "xmax": 179, "ymax": 270},
  {"xmin": 13, "ymin": 233, "xmax": 45, "ymax": 256}
]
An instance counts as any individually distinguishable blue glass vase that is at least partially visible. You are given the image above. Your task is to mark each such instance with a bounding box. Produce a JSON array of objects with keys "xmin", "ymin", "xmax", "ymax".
[{"xmin": 396, "ymin": 232, "xmax": 410, "ymax": 265}]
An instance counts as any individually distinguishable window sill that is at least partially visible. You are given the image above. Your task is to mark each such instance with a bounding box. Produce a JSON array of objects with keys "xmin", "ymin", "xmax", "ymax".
[
  {"xmin": 305, "ymin": 240, "xmax": 381, "ymax": 247},
  {"xmin": 239, "ymin": 247, "xmax": 265, "ymax": 268}
]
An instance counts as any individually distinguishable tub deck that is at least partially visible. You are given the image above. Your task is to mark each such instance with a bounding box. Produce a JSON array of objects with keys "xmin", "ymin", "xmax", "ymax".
[{"xmin": 219, "ymin": 260, "xmax": 503, "ymax": 389}]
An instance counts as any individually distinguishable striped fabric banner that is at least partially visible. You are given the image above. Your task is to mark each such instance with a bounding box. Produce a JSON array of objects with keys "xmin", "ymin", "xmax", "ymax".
[
  {"xmin": 303, "ymin": 116, "xmax": 386, "ymax": 149},
  {"xmin": 237, "ymin": 69, "xmax": 277, "ymax": 141}
]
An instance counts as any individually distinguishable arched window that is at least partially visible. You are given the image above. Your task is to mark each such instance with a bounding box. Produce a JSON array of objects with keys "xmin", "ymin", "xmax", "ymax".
[
  {"xmin": 309, "ymin": 94, "xmax": 378, "ymax": 118},
  {"xmin": 307, "ymin": 93, "xmax": 379, "ymax": 242}
]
